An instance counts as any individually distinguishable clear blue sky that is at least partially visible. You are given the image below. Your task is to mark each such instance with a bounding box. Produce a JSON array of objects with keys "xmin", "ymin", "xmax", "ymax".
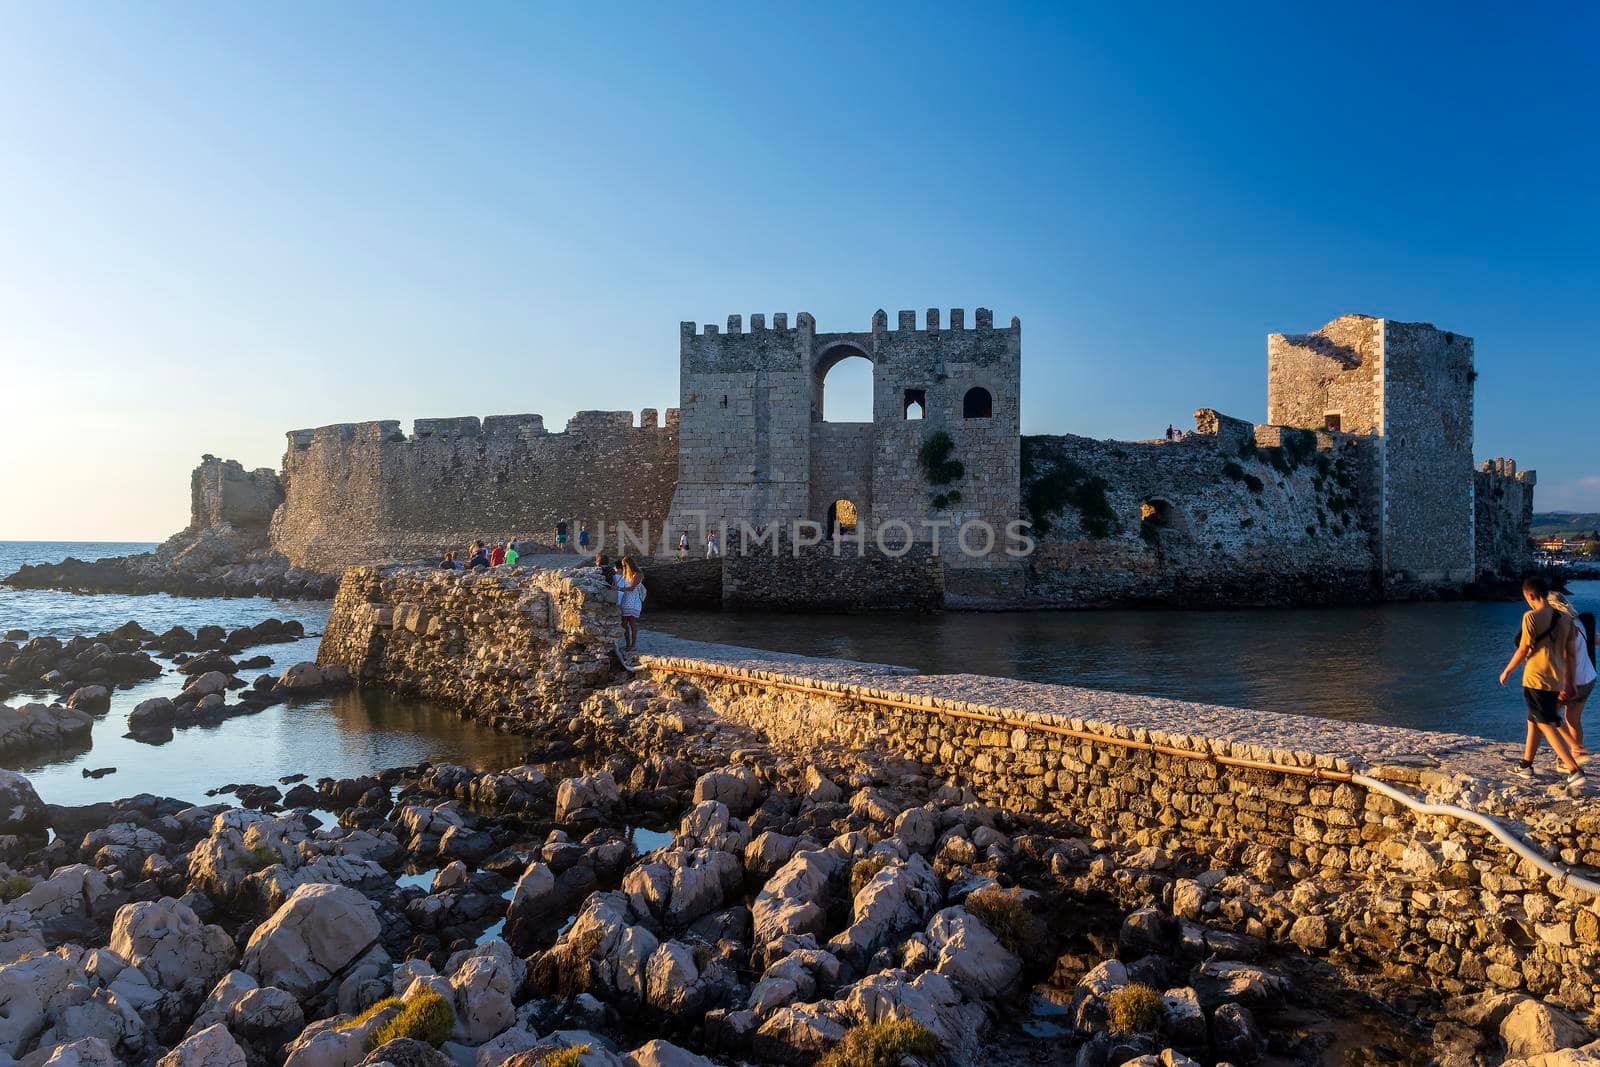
[{"xmin": 2, "ymin": 3, "xmax": 1595, "ymax": 540}]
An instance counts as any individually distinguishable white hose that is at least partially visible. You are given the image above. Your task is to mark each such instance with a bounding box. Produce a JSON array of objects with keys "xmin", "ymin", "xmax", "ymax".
[{"xmin": 1351, "ymin": 773, "xmax": 1600, "ymax": 898}]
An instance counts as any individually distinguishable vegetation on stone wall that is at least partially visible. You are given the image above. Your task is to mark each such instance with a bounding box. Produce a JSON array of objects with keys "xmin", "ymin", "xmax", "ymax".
[
  {"xmin": 1022, "ymin": 439, "xmax": 1116, "ymax": 537},
  {"xmin": 1221, "ymin": 461, "xmax": 1264, "ymax": 494},
  {"xmin": 920, "ymin": 431, "xmax": 965, "ymax": 511}
]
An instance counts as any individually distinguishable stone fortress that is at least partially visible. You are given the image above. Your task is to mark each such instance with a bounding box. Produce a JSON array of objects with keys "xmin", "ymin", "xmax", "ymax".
[{"xmin": 238, "ymin": 308, "xmax": 1536, "ymax": 609}]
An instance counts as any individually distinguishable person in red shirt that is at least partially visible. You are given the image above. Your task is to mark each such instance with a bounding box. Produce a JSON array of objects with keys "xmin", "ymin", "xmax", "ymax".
[{"xmin": 489, "ymin": 543, "xmax": 506, "ymax": 567}]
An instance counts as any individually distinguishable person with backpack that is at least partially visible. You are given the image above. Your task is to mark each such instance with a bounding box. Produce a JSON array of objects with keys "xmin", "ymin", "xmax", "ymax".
[
  {"xmin": 1552, "ymin": 592, "xmax": 1598, "ymax": 761},
  {"xmin": 1500, "ymin": 576, "xmax": 1584, "ymax": 785}
]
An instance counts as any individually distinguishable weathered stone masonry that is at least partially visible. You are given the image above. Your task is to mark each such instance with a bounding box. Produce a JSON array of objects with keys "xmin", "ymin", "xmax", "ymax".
[
  {"xmin": 317, "ymin": 564, "xmax": 1600, "ymax": 1013},
  {"xmin": 272, "ymin": 410, "xmax": 678, "ymax": 571},
  {"xmin": 640, "ymin": 647, "xmax": 1600, "ymax": 1012}
]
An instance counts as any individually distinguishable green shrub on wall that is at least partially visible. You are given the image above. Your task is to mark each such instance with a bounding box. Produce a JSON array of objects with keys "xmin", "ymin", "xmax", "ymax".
[{"xmin": 1022, "ymin": 439, "xmax": 1116, "ymax": 537}]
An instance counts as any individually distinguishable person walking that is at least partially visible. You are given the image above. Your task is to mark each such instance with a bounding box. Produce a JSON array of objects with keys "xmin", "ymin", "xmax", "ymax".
[
  {"xmin": 578, "ymin": 524, "xmax": 591, "ymax": 554},
  {"xmin": 705, "ymin": 529, "xmax": 720, "ymax": 558},
  {"xmin": 1500, "ymin": 576, "xmax": 1584, "ymax": 785},
  {"xmin": 554, "ymin": 524, "xmax": 568, "ymax": 553},
  {"xmin": 1552, "ymin": 592, "xmax": 1598, "ymax": 761},
  {"xmin": 677, "ymin": 530, "xmax": 689, "ymax": 562},
  {"xmin": 614, "ymin": 555, "xmax": 645, "ymax": 651}
]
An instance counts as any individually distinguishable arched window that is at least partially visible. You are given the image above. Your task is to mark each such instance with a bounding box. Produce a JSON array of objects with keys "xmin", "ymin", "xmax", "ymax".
[
  {"xmin": 963, "ymin": 387, "xmax": 993, "ymax": 419},
  {"xmin": 819, "ymin": 354, "xmax": 873, "ymax": 422},
  {"xmin": 903, "ymin": 389, "xmax": 926, "ymax": 420}
]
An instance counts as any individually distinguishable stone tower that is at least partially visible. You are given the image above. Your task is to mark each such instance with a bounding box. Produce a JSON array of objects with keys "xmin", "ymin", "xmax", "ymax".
[
  {"xmin": 1267, "ymin": 315, "xmax": 1477, "ymax": 591},
  {"xmin": 663, "ymin": 309, "xmax": 1021, "ymax": 571}
]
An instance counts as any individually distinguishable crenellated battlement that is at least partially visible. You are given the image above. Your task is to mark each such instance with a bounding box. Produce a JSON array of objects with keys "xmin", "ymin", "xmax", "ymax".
[
  {"xmin": 678, "ymin": 307, "xmax": 1018, "ymax": 338},
  {"xmin": 286, "ymin": 409, "xmax": 679, "ymax": 451}
]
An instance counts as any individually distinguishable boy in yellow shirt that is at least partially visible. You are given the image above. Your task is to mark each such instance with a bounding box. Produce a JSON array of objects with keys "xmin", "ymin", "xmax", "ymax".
[{"xmin": 1500, "ymin": 576, "xmax": 1583, "ymax": 785}]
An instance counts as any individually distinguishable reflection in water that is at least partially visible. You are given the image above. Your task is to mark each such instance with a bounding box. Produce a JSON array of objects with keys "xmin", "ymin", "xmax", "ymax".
[
  {"xmin": 14, "ymin": 685, "xmax": 528, "ymax": 809},
  {"xmin": 648, "ymin": 580, "xmax": 1600, "ymax": 744}
]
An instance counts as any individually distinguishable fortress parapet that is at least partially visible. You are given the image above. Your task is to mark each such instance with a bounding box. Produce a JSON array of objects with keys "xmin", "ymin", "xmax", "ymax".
[{"xmin": 665, "ymin": 308, "xmax": 1021, "ymax": 576}]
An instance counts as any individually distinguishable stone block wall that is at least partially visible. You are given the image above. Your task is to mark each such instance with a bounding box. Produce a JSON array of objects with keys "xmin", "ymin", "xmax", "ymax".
[
  {"xmin": 637, "ymin": 647, "xmax": 1600, "ymax": 1012},
  {"xmin": 721, "ymin": 544, "xmax": 945, "ymax": 613},
  {"xmin": 190, "ymin": 455, "xmax": 284, "ymax": 532},
  {"xmin": 1380, "ymin": 321, "xmax": 1477, "ymax": 589},
  {"xmin": 663, "ymin": 309, "xmax": 1020, "ymax": 572},
  {"xmin": 1476, "ymin": 458, "xmax": 1538, "ymax": 579},
  {"xmin": 1020, "ymin": 410, "xmax": 1379, "ymax": 606},
  {"xmin": 270, "ymin": 410, "xmax": 678, "ymax": 570},
  {"xmin": 1267, "ymin": 315, "xmax": 1481, "ymax": 594},
  {"xmin": 316, "ymin": 563, "xmax": 621, "ymax": 725}
]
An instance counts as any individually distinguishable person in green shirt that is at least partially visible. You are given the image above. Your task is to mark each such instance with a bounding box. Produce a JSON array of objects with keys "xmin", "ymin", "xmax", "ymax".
[{"xmin": 504, "ymin": 542, "xmax": 519, "ymax": 567}]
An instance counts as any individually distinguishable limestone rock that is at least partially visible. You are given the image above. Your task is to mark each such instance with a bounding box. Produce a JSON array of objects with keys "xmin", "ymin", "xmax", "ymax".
[
  {"xmin": 692, "ymin": 766, "xmax": 762, "ymax": 815},
  {"xmin": 448, "ymin": 940, "xmax": 526, "ymax": 1043},
  {"xmin": 555, "ymin": 772, "xmax": 619, "ymax": 822},
  {"xmin": 156, "ymin": 1023, "xmax": 248, "ymax": 1067},
  {"xmin": 1501, "ymin": 1000, "xmax": 1592, "ymax": 1060},
  {"xmin": 925, "ymin": 905, "xmax": 1022, "ymax": 998},
  {"xmin": 0, "ymin": 770, "xmax": 50, "ymax": 837},
  {"xmin": 110, "ymin": 897, "xmax": 237, "ymax": 995},
  {"xmin": 241, "ymin": 883, "xmax": 385, "ymax": 1002},
  {"xmin": 625, "ymin": 1039, "xmax": 718, "ymax": 1067}
]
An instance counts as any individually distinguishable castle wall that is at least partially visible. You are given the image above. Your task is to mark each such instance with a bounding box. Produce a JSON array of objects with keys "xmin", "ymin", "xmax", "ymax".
[
  {"xmin": 1021, "ymin": 411, "xmax": 1379, "ymax": 606},
  {"xmin": 1379, "ymin": 321, "xmax": 1477, "ymax": 588},
  {"xmin": 664, "ymin": 309, "xmax": 1020, "ymax": 571},
  {"xmin": 1476, "ymin": 458, "xmax": 1537, "ymax": 579},
  {"xmin": 190, "ymin": 456, "xmax": 283, "ymax": 532},
  {"xmin": 1267, "ymin": 314, "xmax": 1385, "ymax": 434},
  {"xmin": 270, "ymin": 410, "xmax": 678, "ymax": 570}
]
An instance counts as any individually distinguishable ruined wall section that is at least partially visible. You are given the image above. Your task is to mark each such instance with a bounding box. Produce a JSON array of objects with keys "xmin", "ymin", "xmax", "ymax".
[
  {"xmin": 190, "ymin": 456, "xmax": 284, "ymax": 532},
  {"xmin": 1022, "ymin": 410, "xmax": 1378, "ymax": 606},
  {"xmin": 1266, "ymin": 314, "xmax": 1385, "ymax": 434},
  {"xmin": 271, "ymin": 410, "xmax": 678, "ymax": 570},
  {"xmin": 1380, "ymin": 321, "xmax": 1476, "ymax": 588},
  {"xmin": 1475, "ymin": 458, "xmax": 1537, "ymax": 580}
]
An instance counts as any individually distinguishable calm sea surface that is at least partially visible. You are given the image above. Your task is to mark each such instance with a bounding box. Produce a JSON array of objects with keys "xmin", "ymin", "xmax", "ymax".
[
  {"xmin": 2, "ymin": 540, "xmax": 1592, "ymax": 807},
  {"xmin": 0, "ymin": 541, "xmax": 525, "ymax": 807}
]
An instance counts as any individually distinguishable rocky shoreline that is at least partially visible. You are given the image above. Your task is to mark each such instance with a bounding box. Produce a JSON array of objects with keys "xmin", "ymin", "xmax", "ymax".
[
  {"xmin": 0, "ymin": 612, "xmax": 1596, "ymax": 1065},
  {"xmin": 4, "ymin": 525, "xmax": 338, "ymax": 601}
]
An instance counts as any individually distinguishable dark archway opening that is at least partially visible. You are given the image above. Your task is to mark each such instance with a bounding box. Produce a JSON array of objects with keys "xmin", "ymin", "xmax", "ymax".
[{"xmin": 963, "ymin": 387, "xmax": 993, "ymax": 419}]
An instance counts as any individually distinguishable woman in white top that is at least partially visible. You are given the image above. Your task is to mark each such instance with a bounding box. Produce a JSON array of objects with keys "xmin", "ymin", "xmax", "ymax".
[{"xmin": 1552, "ymin": 593, "xmax": 1597, "ymax": 759}]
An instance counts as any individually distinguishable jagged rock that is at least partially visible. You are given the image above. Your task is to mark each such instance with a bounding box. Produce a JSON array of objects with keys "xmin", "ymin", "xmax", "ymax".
[
  {"xmin": 447, "ymin": 940, "xmax": 526, "ymax": 1043},
  {"xmin": 556, "ymin": 772, "xmax": 620, "ymax": 822},
  {"xmin": 1160, "ymin": 986, "xmax": 1206, "ymax": 1047},
  {"xmin": 1071, "ymin": 959, "xmax": 1128, "ymax": 1034},
  {"xmin": 1120, "ymin": 906, "xmax": 1178, "ymax": 957},
  {"xmin": 40, "ymin": 1037, "xmax": 119, "ymax": 1067},
  {"xmin": 893, "ymin": 807, "xmax": 938, "ymax": 854},
  {"xmin": 358, "ymin": 1038, "xmax": 454, "ymax": 1066},
  {"xmin": 1193, "ymin": 960, "xmax": 1288, "ymax": 1007},
  {"xmin": 754, "ymin": 1004, "xmax": 846, "ymax": 1059},
  {"xmin": 128, "ymin": 697, "xmax": 177, "ymax": 733},
  {"xmin": 185, "ymin": 672, "xmax": 232, "ymax": 699},
  {"xmin": 157, "ymin": 1023, "xmax": 248, "ymax": 1067},
  {"xmin": 752, "ymin": 846, "xmax": 846, "ymax": 948},
  {"xmin": 1501, "ymin": 1000, "xmax": 1592, "ymax": 1060},
  {"xmin": 625, "ymin": 1039, "xmax": 718, "ymax": 1067},
  {"xmin": 189, "ymin": 971, "xmax": 258, "ymax": 1035},
  {"xmin": 65, "ymin": 686, "xmax": 110, "ymax": 713},
  {"xmin": 229, "ymin": 985, "xmax": 305, "ymax": 1045},
  {"xmin": 925, "ymin": 905, "xmax": 1022, "ymax": 998},
  {"xmin": 829, "ymin": 854, "xmax": 941, "ymax": 962},
  {"xmin": 838, "ymin": 969, "xmax": 985, "ymax": 1059},
  {"xmin": 676, "ymin": 802, "xmax": 751, "ymax": 854},
  {"xmin": 110, "ymin": 897, "xmax": 237, "ymax": 995},
  {"xmin": 0, "ymin": 706, "xmax": 92, "ymax": 759},
  {"xmin": 0, "ymin": 952, "xmax": 77, "ymax": 1056},
  {"xmin": 624, "ymin": 848, "xmax": 742, "ymax": 928},
  {"xmin": 744, "ymin": 832, "xmax": 799, "ymax": 882},
  {"xmin": 1212, "ymin": 1002, "xmax": 1263, "ymax": 1064},
  {"xmin": 241, "ymin": 883, "xmax": 385, "ymax": 1002},
  {"xmin": 476, "ymin": 1027, "xmax": 540, "ymax": 1066},
  {"xmin": 692, "ymin": 766, "xmax": 762, "ymax": 815}
]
